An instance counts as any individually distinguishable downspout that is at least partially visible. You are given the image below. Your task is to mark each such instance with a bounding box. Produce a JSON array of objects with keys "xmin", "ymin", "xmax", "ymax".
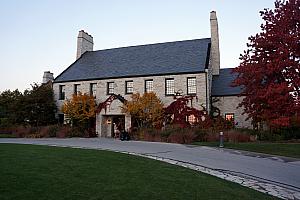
[{"xmin": 205, "ymin": 69, "xmax": 208, "ymax": 111}]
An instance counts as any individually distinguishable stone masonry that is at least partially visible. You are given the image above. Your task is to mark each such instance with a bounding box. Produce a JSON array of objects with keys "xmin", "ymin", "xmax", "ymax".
[
  {"xmin": 76, "ymin": 30, "xmax": 93, "ymax": 59},
  {"xmin": 210, "ymin": 11, "xmax": 220, "ymax": 76},
  {"xmin": 53, "ymin": 72, "xmax": 208, "ymax": 136},
  {"xmin": 213, "ymin": 96, "xmax": 252, "ymax": 128}
]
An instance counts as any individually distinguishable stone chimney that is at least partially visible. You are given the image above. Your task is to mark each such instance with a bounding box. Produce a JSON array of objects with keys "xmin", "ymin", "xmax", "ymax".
[
  {"xmin": 76, "ymin": 30, "xmax": 93, "ymax": 59},
  {"xmin": 210, "ymin": 11, "xmax": 220, "ymax": 75},
  {"xmin": 42, "ymin": 71, "xmax": 54, "ymax": 83}
]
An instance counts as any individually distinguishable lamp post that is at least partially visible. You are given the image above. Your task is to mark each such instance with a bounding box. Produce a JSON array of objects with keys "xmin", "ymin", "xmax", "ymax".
[{"xmin": 219, "ymin": 132, "xmax": 224, "ymax": 148}]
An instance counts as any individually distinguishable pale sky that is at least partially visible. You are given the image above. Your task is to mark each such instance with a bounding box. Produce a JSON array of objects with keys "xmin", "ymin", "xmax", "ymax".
[{"xmin": 0, "ymin": 0, "xmax": 275, "ymax": 92}]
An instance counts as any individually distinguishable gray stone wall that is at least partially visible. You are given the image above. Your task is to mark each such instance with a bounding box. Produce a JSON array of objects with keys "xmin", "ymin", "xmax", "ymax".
[
  {"xmin": 53, "ymin": 73, "xmax": 208, "ymax": 136},
  {"xmin": 53, "ymin": 73, "xmax": 208, "ymax": 113},
  {"xmin": 212, "ymin": 96, "xmax": 252, "ymax": 128}
]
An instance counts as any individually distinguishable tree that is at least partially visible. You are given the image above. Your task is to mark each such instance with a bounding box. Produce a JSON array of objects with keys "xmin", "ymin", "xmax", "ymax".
[
  {"xmin": 122, "ymin": 92, "xmax": 164, "ymax": 128},
  {"xmin": 233, "ymin": 0, "xmax": 300, "ymax": 128},
  {"xmin": 0, "ymin": 89, "xmax": 23, "ymax": 127},
  {"xmin": 23, "ymin": 83, "xmax": 57, "ymax": 126},
  {"xmin": 164, "ymin": 95, "xmax": 211, "ymax": 128},
  {"xmin": 0, "ymin": 83, "xmax": 56, "ymax": 127},
  {"xmin": 62, "ymin": 93, "xmax": 96, "ymax": 127}
]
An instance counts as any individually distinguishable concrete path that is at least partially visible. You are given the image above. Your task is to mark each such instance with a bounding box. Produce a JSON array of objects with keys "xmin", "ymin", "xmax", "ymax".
[{"xmin": 1, "ymin": 138, "xmax": 300, "ymax": 199}]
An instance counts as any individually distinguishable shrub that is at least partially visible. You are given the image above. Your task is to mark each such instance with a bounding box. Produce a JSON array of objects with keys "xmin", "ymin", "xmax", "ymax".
[
  {"xmin": 257, "ymin": 131, "xmax": 283, "ymax": 141},
  {"xmin": 168, "ymin": 132, "xmax": 185, "ymax": 144},
  {"xmin": 161, "ymin": 125, "xmax": 182, "ymax": 138},
  {"xmin": 225, "ymin": 130, "xmax": 251, "ymax": 143},
  {"xmin": 193, "ymin": 127, "xmax": 209, "ymax": 141},
  {"xmin": 13, "ymin": 126, "xmax": 31, "ymax": 138},
  {"xmin": 0, "ymin": 118, "xmax": 12, "ymax": 128},
  {"xmin": 48, "ymin": 125, "xmax": 59, "ymax": 137},
  {"xmin": 182, "ymin": 130, "xmax": 197, "ymax": 144},
  {"xmin": 204, "ymin": 133, "xmax": 219, "ymax": 142},
  {"xmin": 142, "ymin": 128, "xmax": 160, "ymax": 142},
  {"xmin": 26, "ymin": 133, "xmax": 44, "ymax": 138},
  {"xmin": 85, "ymin": 128, "xmax": 97, "ymax": 138},
  {"xmin": 212, "ymin": 116, "xmax": 234, "ymax": 131},
  {"xmin": 68, "ymin": 127, "xmax": 83, "ymax": 137},
  {"xmin": 39, "ymin": 126, "xmax": 50, "ymax": 137},
  {"xmin": 56, "ymin": 126, "xmax": 72, "ymax": 138}
]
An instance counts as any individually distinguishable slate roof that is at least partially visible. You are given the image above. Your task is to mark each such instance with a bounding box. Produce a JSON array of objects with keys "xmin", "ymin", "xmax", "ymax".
[
  {"xmin": 54, "ymin": 38, "xmax": 211, "ymax": 83},
  {"xmin": 212, "ymin": 68, "xmax": 243, "ymax": 96}
]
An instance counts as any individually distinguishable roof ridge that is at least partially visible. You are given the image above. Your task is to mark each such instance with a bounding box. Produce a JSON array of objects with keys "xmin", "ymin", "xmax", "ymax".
[{"xmin": 92, "ymin": 38, "xmax": 211, "ymax": 53}]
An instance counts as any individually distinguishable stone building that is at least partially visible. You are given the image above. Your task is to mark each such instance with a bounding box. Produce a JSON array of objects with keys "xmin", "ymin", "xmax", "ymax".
[{"xmin": 52, "ymin": 11, "xmax": 251, "ymax": 137}]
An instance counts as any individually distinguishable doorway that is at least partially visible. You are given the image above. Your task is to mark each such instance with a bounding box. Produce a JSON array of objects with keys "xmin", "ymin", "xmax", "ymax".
[{"xmin": 111, "ymin": 115, "xmax": 125, "ymax": 138}]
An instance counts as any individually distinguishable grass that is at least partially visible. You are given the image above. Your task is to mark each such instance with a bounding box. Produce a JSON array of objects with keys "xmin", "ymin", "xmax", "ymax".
[
  {"xmin": 193, "ymin": 142, "xmax": 300, "ymax": 158},
  {"xmin": 0, "ymin": 134, "xmax": 16, "ymax": 138},
  {"xmin": 0, "ymin": 144, "xmax": 276, "ymax": 200}
]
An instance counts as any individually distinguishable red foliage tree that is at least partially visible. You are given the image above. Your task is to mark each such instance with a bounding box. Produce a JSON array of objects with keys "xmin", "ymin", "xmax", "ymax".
[
  {"xmin": 233, "ymin": 0, "xmax": 300, "ymax": 128},
  {"xmin": 164, "ymin": 95, "xmax": 211, "ymax": 128}
]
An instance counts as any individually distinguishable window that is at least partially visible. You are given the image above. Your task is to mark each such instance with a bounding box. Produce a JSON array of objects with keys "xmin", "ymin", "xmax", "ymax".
[
  {"xmin": 59, "ymin": 85, "xmax": 65, "ymax": 100},
  {"xmin": 90, "ymin": 83, "xmax": 97, "ymax": 97},
  {"xmin": 187, "ymin": 114, "xmax": 197, "ymax": 125},
  {"xmin": 145, "ymin": 79, "xmax": 153, "ymax": 93},
  {"xmin": 165, "ymin": 78, "xmax": 175, "ymax": 96},
  {"xmin": 187, "ymin": 77, "xmax": 196, "ymax": 94},
  {"xmin": 58, "ymin": 114, "xmax": 64, "ymax": 124},
  {"xmin": 74, "ymin": 84, "xmax": 80, "ymax": 95},
  {"xmin": 125, "ymin": 80, "xmax": 133, "ymax": 94},
  {"xmin": 225, "ymin": 113, "xmax": 235, "ymax": 122},
  {"xmin": 107, "ymin": 82, "xmax": 114, "ymax": 95}
]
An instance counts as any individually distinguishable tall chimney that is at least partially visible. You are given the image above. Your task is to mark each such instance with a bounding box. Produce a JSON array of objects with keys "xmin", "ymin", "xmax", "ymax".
[
  {"xmin": 42, "ymin": 71, "xmax": 54, "ymax": 83},
  {"xmin": 76, "ymin": 30, "xmax": 93, "ymax": 59},
  {"xmin": 210, "ymin": 11, "xmax": 220, "ymax": 75}
]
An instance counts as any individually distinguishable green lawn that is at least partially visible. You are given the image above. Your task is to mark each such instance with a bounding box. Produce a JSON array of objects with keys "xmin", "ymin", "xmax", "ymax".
[
  {"xmin": 0, "ymin": 134, "xmax": 16, "ymax": 138},
  {"xmin": 193, "ymin": 142, "xmax": 300, "ymax": 158},
  {"xmin": 0, "ymin": 144, "xmax": 276, "ymax": 200}
]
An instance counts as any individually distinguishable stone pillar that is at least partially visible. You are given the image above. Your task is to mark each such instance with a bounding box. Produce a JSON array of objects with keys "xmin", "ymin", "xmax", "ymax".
[
  {"xmin": 96, "ymin": 114, "xmax": 102, "ymax": 137},
  {"xmin": 125, "ymin": 114, "xmax": 131, "ymax": 132},
  {"xmin": 76, "ymin": 30, "xmax": 93, "ymax": 59},
  {"xmin": 210, "ymin": 11, "xmax": 220, "ymax": 76}
]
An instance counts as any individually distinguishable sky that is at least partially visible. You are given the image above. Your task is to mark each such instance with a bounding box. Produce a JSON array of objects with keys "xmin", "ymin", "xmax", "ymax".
[{"xmin": 0, "ymin": 0, "xmax": 275, "ymax": 92}]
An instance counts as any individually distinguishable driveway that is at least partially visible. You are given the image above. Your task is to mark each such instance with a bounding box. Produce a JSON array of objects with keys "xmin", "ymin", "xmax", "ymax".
[{"xmin": 1, "ymin": 138, "xmax": 300, "ymax": 199}]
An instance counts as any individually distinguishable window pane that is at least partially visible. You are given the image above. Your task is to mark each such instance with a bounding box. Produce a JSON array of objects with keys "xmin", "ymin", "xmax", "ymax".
[
  {"xmin": 59, "ymin": 85, "xmax": 65, "ymax": 100},
  {"xmin": 187, "ymin": 78, "xmax": 196, "ymax": 94},
  {"xmin": 90, "ymin": 83, "xmax": 97, "ymax": 97},
  {"xmin": 126, "ymin": 81, "xmax": 133, "ymax": 94},
  {"xmin": 225, "ymin": 113, "xmax": 234, "ymax": 121},
  {"xmin": 74, "ymin": 84, "xmax": 80, "ymax": 95},
  {"xmin": 166, "ymin": 79, "xmax": 174, "ymax": 95},
  {"xmin": 107, "ymin": 82, "xmax": 114, "ymax": 94},
  {"xmin": 145, "ymin": 80, "xmax": 153, "ymax": 93}
]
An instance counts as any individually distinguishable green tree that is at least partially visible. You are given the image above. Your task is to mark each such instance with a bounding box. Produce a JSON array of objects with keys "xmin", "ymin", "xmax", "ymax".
[
  {"xmin": 0, "ymin": 83, "xmax": 57, "ymax": 127},
  {"xmin": 23, "ymin": 83, "xmax": 57, "ymax": 126},
  {"xmin": 0, "ymin": 89, "xmax": 23, "ymax": 127}
]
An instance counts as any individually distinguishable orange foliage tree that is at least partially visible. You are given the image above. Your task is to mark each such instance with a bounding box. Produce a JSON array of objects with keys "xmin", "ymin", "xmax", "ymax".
[
  {"xmin": 62, "ymin": 93, "xmax": 96, "ymax": 127},
  {"xmin": 122, "ymin": 92, "xmax": 164, "ymax": 128}
]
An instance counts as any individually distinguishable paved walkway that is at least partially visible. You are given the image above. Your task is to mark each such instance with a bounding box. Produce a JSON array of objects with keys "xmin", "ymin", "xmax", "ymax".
[{"xmin": 1, "ymin": 138, "xmax": 300, "ymax": 199}]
